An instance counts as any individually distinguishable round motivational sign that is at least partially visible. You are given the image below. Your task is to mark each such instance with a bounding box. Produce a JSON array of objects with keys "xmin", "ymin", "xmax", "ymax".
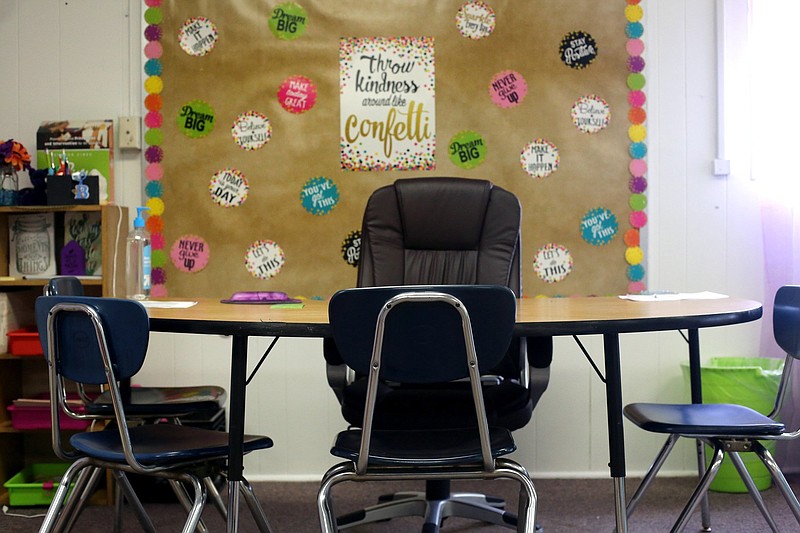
[
  {"xmin": 245, "ymin": 240, "xmax": 285, "ymax": 280},
  {"xmin": 571, "ymin": 95, "xmax": 610, "ymax": 134},
  {"xmin": 455, "ymin": 1, "xmax": 496, "ymax": 40},
  {"xmin": 533, "ymin": 243, "xmax": 573, "ymax": 284},
  {"xmin": 278, "ymin": 75, "xmax": 317, "ymax": 114},
  {"xmin": 231, "ymin": 111, "xmax": 271, "ymax": 151},
  {"xmin": 448, "ymin": 130, "xmax": 487, "ymax": 169},
  {"xmin": 489, "ymin": 70, "xmax": 528, "ymax": 108},
  {"xmin": 341, "ymin": 230, "xmax": 361, "ymax": 268},
  {"xmin": 268, "ymin": 2, "xmax": 308, "ymax": 40},
  {"xmin": 170, "ymin": 234, "xmax": 210, "ymax": 273},
  {"xmin": 520, "ymin": 139, "xmax": 559, "ymax": 179},
  {"xmin": 209, "ymin": 168, "xmax": 249, "ymax": 207},
  {"xmin": 178, "ymin": 17, "xmax": 218, "ymax": 57},
  {"xmin": 177, "ymin": 99, "xmax": 215, "ymax": 138},
  {"xmin": 580, "ymin": 207, "xmax": 619, "ymax": 246},
  {"xmin": 560, "ymin": 31, "xmax": 598, "ymax": 69},
  {"xmin": 300, "ymin": 176, "xmax": 339, "ymax": 215}
]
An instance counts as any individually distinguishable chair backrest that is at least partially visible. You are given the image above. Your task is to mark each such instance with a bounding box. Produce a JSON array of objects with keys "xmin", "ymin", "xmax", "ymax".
[
  {"xmin": 329, "ymin": 285, "xmax": 516, "ymax": 384},
  {"xmin": 774, "ymin": 285, "xmax": 800, "ymax": 360},
  {"xmin": 43, "ymin": 276, "xmax": 85, "ymax": 296},
  {"xmin": 766, "ymin": 285, "xmax": 800, "ymax": 419},
  {"xmin": 35, "ymin": 296, "xmax": 150, "ymax": 385},
  {"xmin": 357, "ymin": 178, "xmax": 522, "ymax": 294}
]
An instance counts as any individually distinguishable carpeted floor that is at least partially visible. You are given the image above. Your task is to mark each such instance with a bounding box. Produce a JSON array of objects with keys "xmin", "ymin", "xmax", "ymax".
[{"xmin": 2, "ymin": 476, "xmax": 799, "ymax": 532}]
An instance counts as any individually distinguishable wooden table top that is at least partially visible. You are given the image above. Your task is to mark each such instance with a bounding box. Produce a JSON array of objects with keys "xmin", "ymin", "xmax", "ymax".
[{"xmin": 146, "ymin": 295, "xmax": 762, "ymax": 338}]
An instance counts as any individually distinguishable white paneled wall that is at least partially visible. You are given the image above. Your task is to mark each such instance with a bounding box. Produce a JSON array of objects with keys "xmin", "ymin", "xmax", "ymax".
[{"xmin": 1, "ymin": 0, "xmax": 766, "ymax": 480}]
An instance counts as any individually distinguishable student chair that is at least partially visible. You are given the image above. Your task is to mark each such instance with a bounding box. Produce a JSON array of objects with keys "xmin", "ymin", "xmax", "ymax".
[
  {"xmin": 318, "ymin": 285, "xmax": 538, "ymax": 533},
  {"xmin": 322, "ymin": 177, "xmax": 551, "ymax": 530},
  {"xmin": 622, "ymin": 285, "xmax": 800, "ymax": 532},
  {"xmin": 44, "ymin": 276, "xmax": 230, "ymax": 531},
  {"xmin": 35, "ymin": 295, "xmax": 275, "ymax": 533}
]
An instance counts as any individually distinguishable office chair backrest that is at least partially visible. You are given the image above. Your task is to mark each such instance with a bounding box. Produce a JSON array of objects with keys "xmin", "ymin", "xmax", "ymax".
[
  {"xmin": 44, "ymin": 276, "xmax": 84, "ymax": 296},
  {"xmin": 358, "ymin": 178, "xmax": 522, "ymax": 294},
  {"xmin": 35, "ymin": 296, "xmax": 150, "ymax": 385},
  {"xmin": 329, "ymin": 285, "xmax": 516, "ymax": 383}
]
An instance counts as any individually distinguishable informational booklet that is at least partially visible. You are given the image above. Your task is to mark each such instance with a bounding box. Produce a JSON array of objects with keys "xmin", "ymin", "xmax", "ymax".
[{"xmin": 36, "ymin": 119, "xmax": 114, "ymax": 204}]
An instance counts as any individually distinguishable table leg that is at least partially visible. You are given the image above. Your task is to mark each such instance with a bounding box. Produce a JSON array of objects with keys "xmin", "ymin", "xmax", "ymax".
[
  {"xmin": 603, "ymin": 333, "xmax": 627, "ymax": 533},
  {"xmin": 688, "ymin": 328, "xmax": 711, "ymax": 529},
  {"xmin": 227, "ymin": 334, "xmax": 249, "ymax": 533}
]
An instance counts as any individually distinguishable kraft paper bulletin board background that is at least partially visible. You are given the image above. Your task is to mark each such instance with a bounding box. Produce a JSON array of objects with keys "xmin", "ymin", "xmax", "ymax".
[{"xmin": 141, "ymin": 0, "xmax": 648, "ymax": 299}]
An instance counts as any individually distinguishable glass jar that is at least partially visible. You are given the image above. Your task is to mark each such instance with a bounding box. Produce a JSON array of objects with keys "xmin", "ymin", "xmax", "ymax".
[
  {"xmin": 12, "ymin": 214, "xmax": 52, "ymax": 275},
  {"xmin": 0, "ymin": 164, "xmax": 18, "ymax": 206}
]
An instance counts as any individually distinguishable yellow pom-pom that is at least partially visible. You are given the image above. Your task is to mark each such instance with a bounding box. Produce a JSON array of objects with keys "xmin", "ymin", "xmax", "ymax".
[
  {"xmin": 146, "ymin": 197, "xmax": 165, "ymax": 216},
  {"xmin": 625, "ymin": 246, "xmax": 644, "ymax": 265}
]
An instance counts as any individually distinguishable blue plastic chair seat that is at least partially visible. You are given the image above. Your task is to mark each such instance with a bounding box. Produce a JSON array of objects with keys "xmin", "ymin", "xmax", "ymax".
[
  {"xmin": 624, "ymin": 402, "xmax": 785, "ymax": 437},
  {"xmin": 71, "ymin": 424, "xmax": 272, "ymax": 466}
]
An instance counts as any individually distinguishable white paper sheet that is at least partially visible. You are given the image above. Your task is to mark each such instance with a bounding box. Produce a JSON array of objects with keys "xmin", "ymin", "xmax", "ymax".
[
  {"xmin": 138, "ymin": 300, "xmax": 198, "ymax": 309},
  {"xmin": 619, "ymin": 291, "xmax": 728, "ymax": 302}
]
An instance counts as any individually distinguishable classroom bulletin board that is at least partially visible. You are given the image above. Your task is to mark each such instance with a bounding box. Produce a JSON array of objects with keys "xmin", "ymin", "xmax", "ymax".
[{"xmin": 141, "ymin": 0, "xmax": 648, "ymax": 299}]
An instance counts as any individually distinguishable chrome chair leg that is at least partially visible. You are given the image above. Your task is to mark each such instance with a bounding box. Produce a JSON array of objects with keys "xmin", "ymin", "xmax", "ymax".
[
  {"xmin": 175, "ymin": 473, "xmax": 207, "ymax": 533},
  {"xmin": 113, "ymin": 471, "xmax": 156, "ymax": 533},
  {"xmin": 169, "ymin": 478, "xmax": 210, "ymax": 533},
  {"xmin": 754, "ymin": 441, "xmax": 800, "ymax": 525},
  {"xmin": 671, "ymin": 445, "xmax": 725, "ymax": 533},
  {"xmin": 40, "ymin": 459, "xmax": 91, "ymax": 533},
  {"xmin": 239, "ymin": 477, "xmax": 276, "ymax": 533},
  {"xmin": 204, "ymin": 476, "xmax": 228, "ymax": 521},
  {"xmin": 728, "ymin": 450, "xmax": 779, "ymax": 531},
  {"xmin": 694, "ymin": 439, "xmax": 711, "ymax": 531},
  {"xmin": 621, "ymin": 434, "xmax": 679, "ymax": 527},
  {"xmin": 52, "ymin": 465, "xmax": 102, "ymax": 533}
]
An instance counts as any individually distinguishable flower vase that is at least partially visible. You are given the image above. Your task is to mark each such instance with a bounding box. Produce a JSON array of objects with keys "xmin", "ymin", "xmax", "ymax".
[{"xmin": 0, "ymin": 164, "xmax": 19, "ymax": 206}]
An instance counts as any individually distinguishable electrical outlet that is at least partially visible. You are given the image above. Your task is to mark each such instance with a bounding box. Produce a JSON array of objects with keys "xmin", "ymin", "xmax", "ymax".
[{"xmin": 119, "ymin": 116, "xmax": 141, "ymax": 150}]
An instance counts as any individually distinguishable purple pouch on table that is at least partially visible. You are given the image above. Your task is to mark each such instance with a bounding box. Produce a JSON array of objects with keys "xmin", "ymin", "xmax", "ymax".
[{"xmin": 220, "ymin": 291, "xmax": 302, "ymax": 304}]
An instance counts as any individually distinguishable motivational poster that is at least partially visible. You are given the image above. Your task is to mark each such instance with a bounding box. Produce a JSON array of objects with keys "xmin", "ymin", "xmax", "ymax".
[
  {"xmin": 245, "ymin": 240, "xmax": 285, "ymax": 279},
  {"xmin": 340, "ymin": 36, "xmax": 436, "ymax": 171},
  {"xmin": 520, "ymin": 138, "xmax": 559, "ymax": 179},
  {"xmin": 278, "ymin": 75, "xmax": 317, "ymax": 113},
  {"xmin": 449, "ymin": 130, "xmax": 487, "ymax": 169},
  {"xmin": 455, "ymin": 1, "xmax": 496, "ymax": 40},
  {"xmin": 580, "ymin": 207, "xmax": 618, "ymax": 245},
  {"xmin": 489, "ymin": 70, "xmax": 527, "ymax": 108},
  {"xmin": 533, "ymin": 243, "xmax": 573, "ymax": 283},
  {"xmin": 571, "ymin": 95, "xmax": 610, "ymax": 134},
  {"xmin": 170, "ymin": 234, "xmax": 210, "ymax": 273},
  {"xmin": 209, "ymin": 168, "xmax": 249, "ymax": 207},
  {"xmin": 178, "ymin": 17, "xmax": 218, "ymax": 57},
  {"xmin": 300, "ymin": 176, "xmax": 339, "ymax": 215},
  {"xmin": 231, "ymin": 111, "xmax": 271, "ymax": 150},
  {"xmin": 177, "ymin": 99, "xmax": 215, "ymax": 138},
  {"xmin": 341, "ymin": 230, "xmax": 361, "ymax": 267}
]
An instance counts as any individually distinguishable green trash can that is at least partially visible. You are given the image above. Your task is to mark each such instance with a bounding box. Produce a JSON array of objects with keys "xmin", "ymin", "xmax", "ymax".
[{"xmin": 681, "ymin": 356, "xmax": 784, "ymax": 493}]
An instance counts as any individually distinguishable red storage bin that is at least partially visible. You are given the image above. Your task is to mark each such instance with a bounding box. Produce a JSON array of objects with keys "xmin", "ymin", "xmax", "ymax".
[{"xmin": 7, "ymin": 327, "xmax": 44, "ymax": 356}]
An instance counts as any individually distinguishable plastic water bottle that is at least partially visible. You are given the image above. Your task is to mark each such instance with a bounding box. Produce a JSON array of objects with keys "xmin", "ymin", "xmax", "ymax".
[{"xmin": 126, "ymin": 207, "xmax": 151, "ymax": 300}]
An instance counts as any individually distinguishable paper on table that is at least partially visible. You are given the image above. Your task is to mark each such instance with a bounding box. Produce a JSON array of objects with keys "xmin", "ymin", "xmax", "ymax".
[
  {"xmin": 138, "ymin": 300, "xmax": 198, "ymax": 309},
  {"xmin": 619, "ymin": 291, "xmax": 728, "ymax": 302}
]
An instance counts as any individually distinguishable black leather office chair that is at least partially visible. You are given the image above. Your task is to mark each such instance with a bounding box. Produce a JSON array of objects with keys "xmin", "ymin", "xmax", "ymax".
[
  {"xmin": 35, "ymin": 295, "xmax": 275, "ymax": 533},
  {"xmin": 323, "ymin": 177, "xmax": 551, "ymax": 530},
  {"xmin": 318, "ymin": 285, "xmax": 538, "ymax": 533},
  {"xmin": 622, "ymin": 285, "xmax": 800, "ymax": 532}
]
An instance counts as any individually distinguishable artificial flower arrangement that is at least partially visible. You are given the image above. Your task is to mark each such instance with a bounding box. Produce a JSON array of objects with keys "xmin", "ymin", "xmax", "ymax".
[{"xmin": 0, "ymin": 139, "xmax": 32, "ymax": 172}]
